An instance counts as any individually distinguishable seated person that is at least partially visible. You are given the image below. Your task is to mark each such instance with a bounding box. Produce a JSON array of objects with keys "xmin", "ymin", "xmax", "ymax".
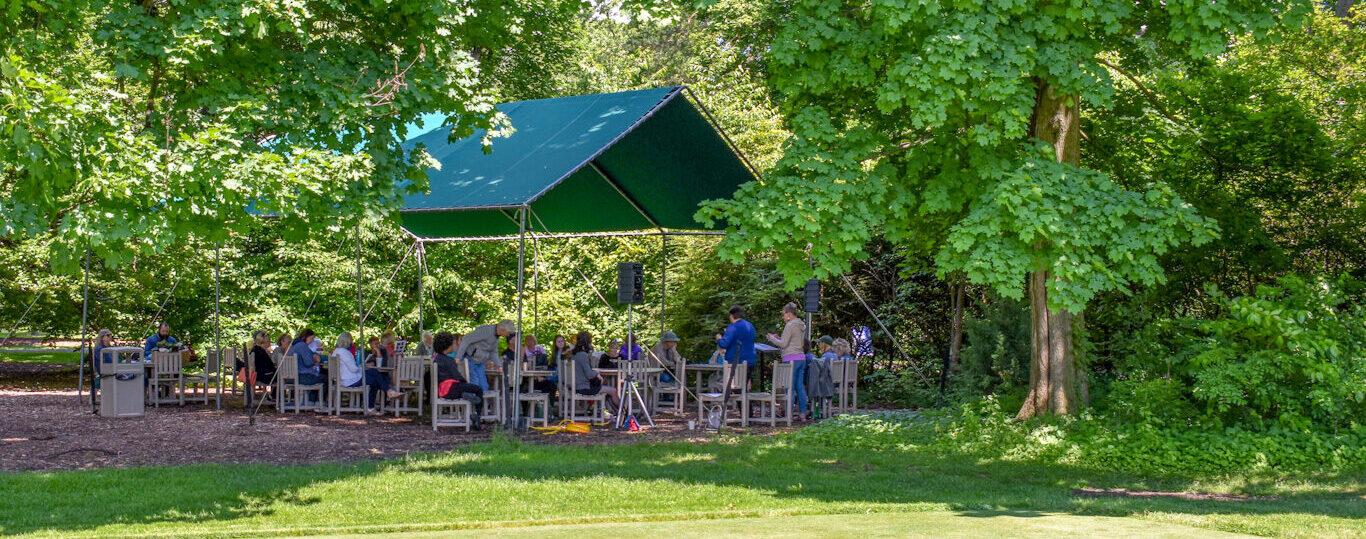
[
  {"xmin": 247, "ymin": 330, "xmax": 278, "ymax": 397},
  {"xmin": 337, "ymin": 334, "xmax": 400, "ymax": 415},
  {"xmin": 649, "ymin": 330, "xmax": 686, "ymax": 384},
  {"xmin": 521, "ymin": 334, "xmax": 548, "ymax": 369},
  {"xmin": 619, "ymin": 335, "xmax": 643, "ymax": 361},
  {"xmin": 93, "ymin": 329, "xmax": 115, "ymax": 376},
  {"xmin": 412, "ymin": 331, "xmax": 435, "ymax": 358},
  {"xmin": 833, "ymin": 338, "xmax": 854, "ymax": 361},
  {"xmin": 549, "ymin": 335, "xmax": 571, "ymax": 368},
  {"xmin": 598, "ymin": 340, "xmax": 622, "ymax": 369},
  {"xmin": 572, "ymin": 331, "xmax": 619, "ymax": 412},
  {"xmin": 366, "ymin": 335, "xmax": 393, "ymax": 368},
  {"xmin": 144, "ymin": 323, "xmax": 178, "ymax": 355},
  {"xmin": 289, "ymin": 329, "xmax": 327, "ymax": 407},
  {"xmin": 271, "ymin": 333, "xmax": 291, "ymax": 364},
  {"xmin": 433, "ymin": 331, "xmax": 484, "ymax": 427},
  {"xmin": 817, "ymin": 335, "xmax": 837, "ymax": 360}
]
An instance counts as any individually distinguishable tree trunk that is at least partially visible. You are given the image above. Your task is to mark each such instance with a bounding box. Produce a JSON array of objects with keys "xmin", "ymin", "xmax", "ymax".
[
  {"xmin": 940, "ymin": 281, "xmax": 965, "ymax": 396},
  {"xmin": 1016, "ymin": 79, "xmax": 1082, "ymax": 420}
]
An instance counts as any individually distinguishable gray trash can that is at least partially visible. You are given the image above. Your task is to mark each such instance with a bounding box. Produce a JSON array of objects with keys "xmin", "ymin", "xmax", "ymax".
[{"xmin": 99, "ymin": 347, "xmax": 145, "ymax": 418}]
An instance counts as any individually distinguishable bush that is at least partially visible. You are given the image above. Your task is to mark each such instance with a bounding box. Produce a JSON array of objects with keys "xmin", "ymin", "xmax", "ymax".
[
  {"xmin": 1119, "ymin": 274, "xmax": 1366, "ymax": 431},
  {"xmin": 950, "ymin": 295, "xmax": 1030, "ymax": 403},
  {"xmin": 790, "ymin": 398, "xmax": 1366, "ymax": 476},
  {"xmin": 860, "ymin": 369, "xmax": 940, "ymax": 409}
]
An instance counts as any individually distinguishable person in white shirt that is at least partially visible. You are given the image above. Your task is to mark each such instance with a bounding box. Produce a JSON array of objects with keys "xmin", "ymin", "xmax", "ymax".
[{"xmin": 333, "ymin": 332, "xmax": 398, "ymax": 415}]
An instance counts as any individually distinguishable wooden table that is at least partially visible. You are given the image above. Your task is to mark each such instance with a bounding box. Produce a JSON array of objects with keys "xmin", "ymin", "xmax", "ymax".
[{"xmin": 688, "ymin": 363, "xmax": 723, "ymax": 399}]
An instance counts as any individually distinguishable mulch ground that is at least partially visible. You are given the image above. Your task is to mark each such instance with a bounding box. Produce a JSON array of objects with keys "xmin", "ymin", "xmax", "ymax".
[{"xmin": 0, "ymin": 363, "xmax": 800, "ymax": 472}]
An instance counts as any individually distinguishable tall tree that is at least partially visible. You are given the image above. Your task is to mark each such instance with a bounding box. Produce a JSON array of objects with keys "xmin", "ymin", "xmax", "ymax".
[
  {"xmin": 0, "ymin": 0, "xmax": 581, "ymax": 270},
  {"xmin": 698, "ymin": 0, "xmax": 1309, "ymax": 417}
]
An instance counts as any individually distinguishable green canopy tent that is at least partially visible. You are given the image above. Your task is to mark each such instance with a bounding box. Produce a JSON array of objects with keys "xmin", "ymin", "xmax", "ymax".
[{"xmin": 397, "ymin": 86, "xmax": 758, "ymax": 426}]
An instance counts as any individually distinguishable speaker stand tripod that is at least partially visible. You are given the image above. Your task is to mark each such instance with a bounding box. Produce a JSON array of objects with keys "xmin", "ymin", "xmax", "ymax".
[{"xmin": 616, "ymin": 306, "xmax": 655, "ymax": 429}]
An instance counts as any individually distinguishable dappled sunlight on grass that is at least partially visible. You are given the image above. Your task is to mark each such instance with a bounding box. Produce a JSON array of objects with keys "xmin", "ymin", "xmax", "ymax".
[{"xmin": 1, "ymin": 434, "xmax": 1363, "ymax": 537}]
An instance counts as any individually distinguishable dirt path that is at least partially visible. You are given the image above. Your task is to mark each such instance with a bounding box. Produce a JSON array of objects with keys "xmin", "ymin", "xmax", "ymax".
[{"xmin": 0, "ymin": 389, "xmax": 796, "ymax": 472}]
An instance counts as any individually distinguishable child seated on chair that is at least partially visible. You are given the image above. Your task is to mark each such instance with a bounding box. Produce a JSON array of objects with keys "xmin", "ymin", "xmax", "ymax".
[{"xmin": 433, "ymin": 332, "xmax": 484, "ymax": 427}]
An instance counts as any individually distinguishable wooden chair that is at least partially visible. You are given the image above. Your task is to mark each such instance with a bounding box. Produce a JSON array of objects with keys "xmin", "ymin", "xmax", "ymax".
[
  {"xmin": 184, "ymin": 348, "xmax": 226, "ymax": 405},
  {"xmin": 744, "ymin": 361, "xmax": 793, "ymax": 427},
  {"xmin": 391, "ymin": 357, "xmax": 425, "ymax": 417},
  {"xmin": 518, "ymin": 391, "xmax": 551, "ymax": 427},
  {"xmin": 654, "ymin": 356, "xmax": 686, "ymax": 414},
  {"xmin": 463, "ymin": 358, "xmax": 504, "ymax": 424},
  {"xmin": 698, "ymin": 362, "xmax": 747, "ymax": 428},
  {"xmin": 845, "ymin": 358, "xmax": 859, "ymax": 412},
  {"xmin": 278, "ymin": 354, "xmax": 323, "ymax": 413},
  {"xmin": 329, "ymin": 352, "xmax": 369, "ymax": 415},
  {"xmin": 149, "ymin": 351, "xmax": 185, "ymax": 407},
  {"xmin": 565, "ymin": 357, "xmax": 606, "ymax": 423},
  {"xmin": 829, "ymin": 359, "xmax": 847, "ymax": 415},
  {"xmin": 430, "ymin": 362, "xmax": 472, "ymax": 432}
]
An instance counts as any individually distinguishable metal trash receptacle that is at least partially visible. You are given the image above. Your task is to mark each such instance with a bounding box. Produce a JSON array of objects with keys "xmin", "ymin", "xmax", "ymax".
[{"xmin": 99, "ymin": 347, "xmax": 145, "ymax": 417}]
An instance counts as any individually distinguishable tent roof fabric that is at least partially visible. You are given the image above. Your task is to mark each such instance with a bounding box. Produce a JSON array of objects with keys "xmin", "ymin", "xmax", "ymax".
[{"xmin": 399, "ymin": 87, "xmax": 756, "ymax": 240}]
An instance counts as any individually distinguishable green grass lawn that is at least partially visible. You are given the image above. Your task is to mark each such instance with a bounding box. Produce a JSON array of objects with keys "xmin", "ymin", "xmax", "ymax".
[
  {"xmin": 0, "ymin": 351, "xmax": 80, "ymax": 363},
  {"xmin": 2, "ymin": 434, "xmax": 1363, "ymax": 538},
  {"xmin": 331, "ymin": 512, "xmax": 1248, "ymax": 538}
]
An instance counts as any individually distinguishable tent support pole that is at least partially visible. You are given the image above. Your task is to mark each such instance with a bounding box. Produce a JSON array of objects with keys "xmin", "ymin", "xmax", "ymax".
[
  {"xmin": 660, "ymin": 232, "xmax": 667, "ymax": 335},
  {"xmin": 79, "ymin": 248, "xmax": 91, "ymax": 411},
  {"xmin": 214, "ymin": 243, "xmax": 222, "ymax": 410},
  {"xmin": 513, "ymin": 204, "xmax": 527, "ymax": 428},
  {"xmin": 356, "ymin": 221, "xmax": 364, "ymax": 405},
  {"xmin": 532, "ymin": 235, "xmax": 540, "ymax": 340},
  {"xmin": 417, "ymin": 241, "xmax": 424, "ymax": 335},
  {"xmin": 589, "ymin": 161, "xmax": 661, "ymax": 229},
  {"xmin": 839, "ymin": 273, "xmax": 935, "ymax": 387}
]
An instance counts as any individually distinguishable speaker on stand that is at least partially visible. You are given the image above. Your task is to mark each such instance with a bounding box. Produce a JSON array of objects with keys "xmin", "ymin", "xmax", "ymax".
[{"xmin": 615, "ymin": 262, "xmax": 651, "ymax": 428}]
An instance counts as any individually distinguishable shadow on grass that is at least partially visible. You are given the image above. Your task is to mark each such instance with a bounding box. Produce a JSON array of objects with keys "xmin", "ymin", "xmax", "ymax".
[{"xmin": 1, "ymin": 434, "xmax": 1363, "ymax": 536}]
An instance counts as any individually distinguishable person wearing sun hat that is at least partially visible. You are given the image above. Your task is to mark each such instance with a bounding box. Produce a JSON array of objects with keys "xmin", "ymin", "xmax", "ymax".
[
  {"xmin": 817, "ymin": 335, "xmax": 837, "ymax": 360},
  {"xmin": 650, "ymin": 330, "xmax": 687, "ymax": 384}
]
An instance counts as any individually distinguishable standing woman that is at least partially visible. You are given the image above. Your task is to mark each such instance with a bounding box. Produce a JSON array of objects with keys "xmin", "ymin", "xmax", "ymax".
[
  {"xmin": 572, "ymin": 331, "xmax": 619, "ymax": 413},
  {"xmin": 766, "ymin": 302, "xmax": 808, "ymax": 420}
]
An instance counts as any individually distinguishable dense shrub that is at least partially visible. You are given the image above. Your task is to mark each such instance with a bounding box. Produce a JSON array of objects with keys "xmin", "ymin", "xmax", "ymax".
[
  {"xmin": 791, "ymin": 398, "xmax": 1366, "ymax": 475},
  {"xmin": 1116, "ymin": 275, "xmax": 1366, "ymax": 431},
  {"xmin": 949, "ymin": 295, "xmax": 1030, "ymax": 405}
]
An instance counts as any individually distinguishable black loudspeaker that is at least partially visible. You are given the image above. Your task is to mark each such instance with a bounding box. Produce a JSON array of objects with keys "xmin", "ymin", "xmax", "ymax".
[
  {"xmin": 617, "ymin": 262, "xmax": 644, "ymax": 304},
  {"xmin": 804, "ymin": 277, "xmax": 821, "ymax": 313}
]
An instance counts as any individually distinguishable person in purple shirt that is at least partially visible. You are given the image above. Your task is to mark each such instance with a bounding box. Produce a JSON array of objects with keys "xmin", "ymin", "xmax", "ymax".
[
  {"xmin": 618, "ymin": 334, "xmax": 644, "ymax": 361},
  {"xmin": 715, "ymin": 305, "xmax": 756, "ymax": 367}
]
